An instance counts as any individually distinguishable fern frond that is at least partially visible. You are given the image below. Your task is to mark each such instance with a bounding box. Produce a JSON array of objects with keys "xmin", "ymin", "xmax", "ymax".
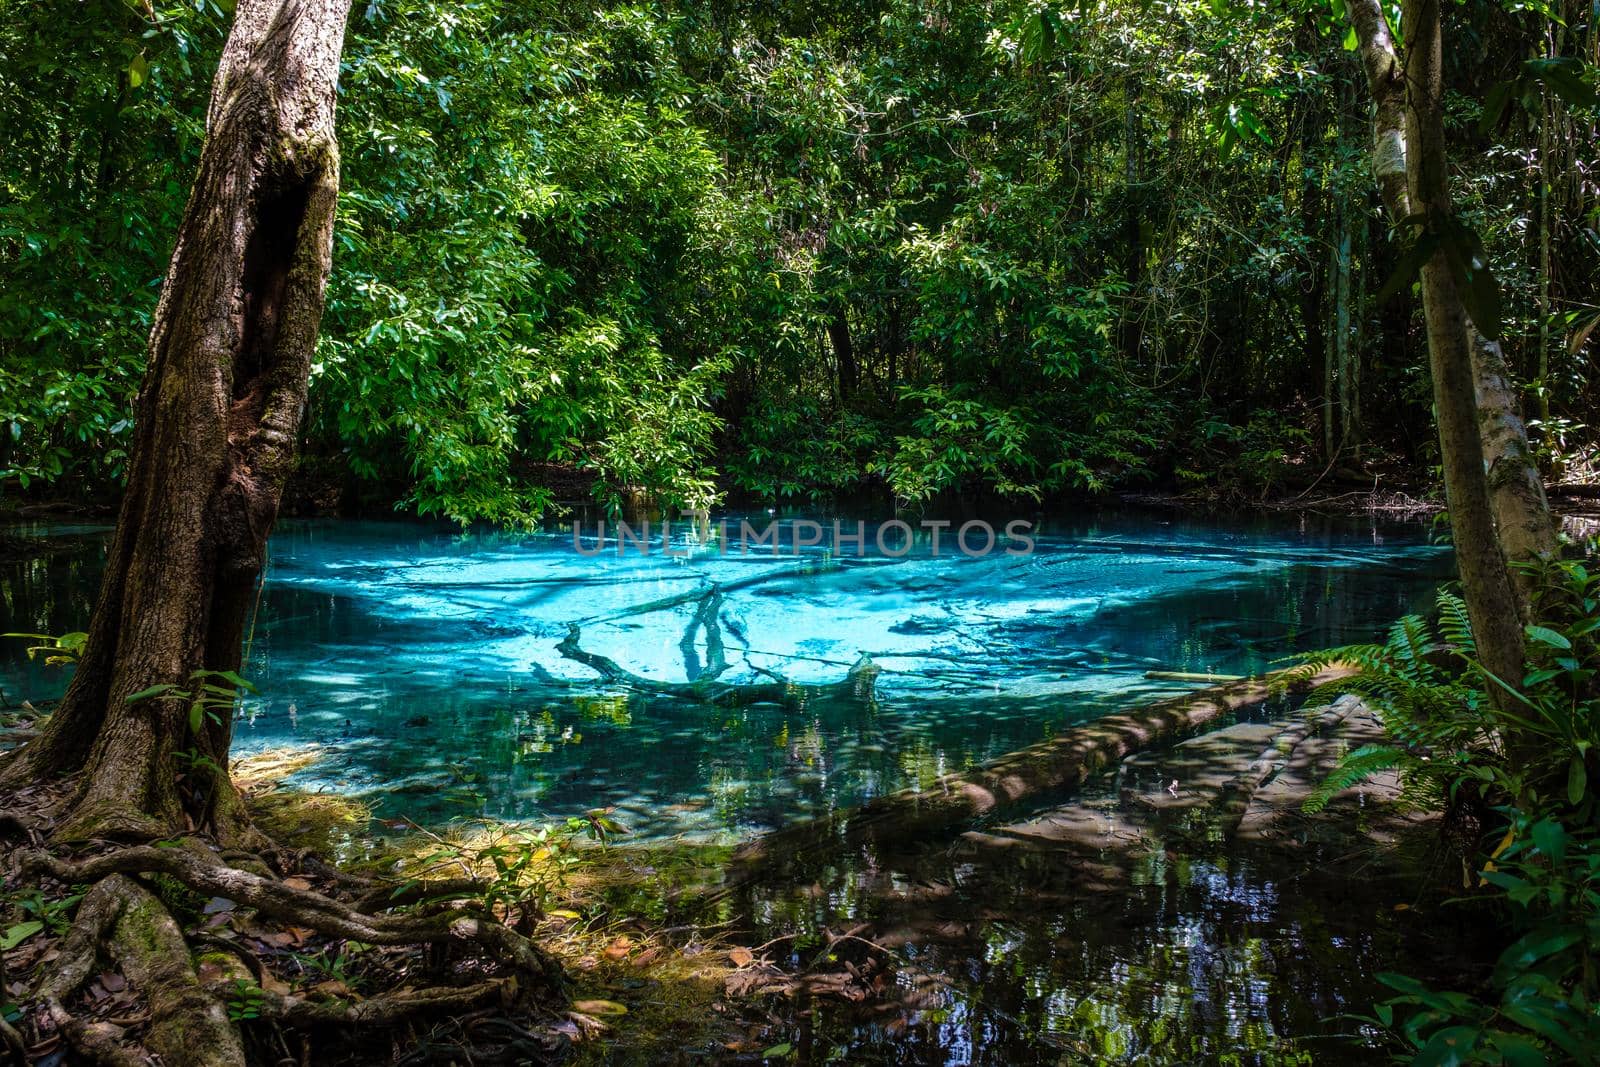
[
  {"xmin": 1302, "ymin": 744, "xmax": 1416, "ymax": 813},
  {"xmin": 1436, "ymin": 591, "xmax": 1475, "ymax": 656},
  {"xmin": 1389, "ymin": 614, "xmax": 1438, "ymax": 684}
]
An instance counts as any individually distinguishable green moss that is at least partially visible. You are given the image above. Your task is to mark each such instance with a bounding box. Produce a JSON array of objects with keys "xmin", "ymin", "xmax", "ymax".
[{"xmin": 146, "ymin": 873, "xmax": 208, "ymax": 927}]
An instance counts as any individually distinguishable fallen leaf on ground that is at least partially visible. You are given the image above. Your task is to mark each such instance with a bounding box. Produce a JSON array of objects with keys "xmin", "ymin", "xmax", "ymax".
[{"xmin": 572, "ymin": 999, "xmax": 628, "ymax": 1016}]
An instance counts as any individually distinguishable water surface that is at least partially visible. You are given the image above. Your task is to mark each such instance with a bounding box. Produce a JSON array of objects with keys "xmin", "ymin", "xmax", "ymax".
[{"xmin": 0, "ymin": 508, "xmax": 1453, "ymax": 840}]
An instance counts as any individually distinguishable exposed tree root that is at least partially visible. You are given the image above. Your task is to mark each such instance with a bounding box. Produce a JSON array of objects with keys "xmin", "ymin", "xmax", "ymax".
[
  {"xmin": 0, "ymin": 1014, "xmax": 26, "ymax": 1065},
  {"xmin": 38, "ymin": 997, "xmax": 147, "ymax": 1067},
  {"xmin": 6, "ymin": 833, "xmax": 570, "ymax": 1066},
  {"xmin": 31, "ymin": 873, "xmax": 245, "ymax": 1066},
  {"xmin": 225, "ymin": 978, "xmax": 513, "ymax": 1025},
  {"xmin": 24, "ymin": 846, "xmax": 565, "ymax": 989}
]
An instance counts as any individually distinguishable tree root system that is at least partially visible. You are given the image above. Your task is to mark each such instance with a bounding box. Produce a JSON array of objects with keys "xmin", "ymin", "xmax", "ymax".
[{"xmin": 0, "ymin": 811, "xmax": 570, "ymax": 1066}]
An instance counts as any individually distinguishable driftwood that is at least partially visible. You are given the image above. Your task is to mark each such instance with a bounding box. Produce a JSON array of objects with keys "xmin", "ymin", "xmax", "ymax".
[
  {"xmin": 559, "ymin": 624, "xmax": 878, "ymax": 708},
  {"xmin": 731, "ymin": 663, "xmax": 1358, "ymax": 872},
  {"xmin": 557, "ymin": 584, "xmax": 880, "ymax": 708}
]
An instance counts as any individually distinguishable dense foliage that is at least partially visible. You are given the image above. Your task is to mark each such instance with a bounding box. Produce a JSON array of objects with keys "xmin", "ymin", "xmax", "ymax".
[
  {"xmin": 1299, "ymin": 560, "xmax": 1600, "ymax": 1063},
  {"xmin": 1, "ymin": 0, "xmax": 1596, "ymax": 522}
]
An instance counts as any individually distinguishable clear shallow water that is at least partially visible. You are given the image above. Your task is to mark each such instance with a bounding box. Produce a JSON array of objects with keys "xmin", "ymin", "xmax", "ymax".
[{"xmin": 0, "ymin": 508, "xmax": 1453, "ymax": 840}]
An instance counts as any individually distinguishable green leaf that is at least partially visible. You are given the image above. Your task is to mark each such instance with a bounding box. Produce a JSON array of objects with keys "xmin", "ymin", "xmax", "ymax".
[
  {"xmin": 1531, "ymin": 819, "xmax": 1568, "ymax": 861},
  {"xmin": 128, "ymin": 53, "xmax": 149, "ymax": 90},
  {"xmin": 762, "ymin": 1044, "xmax": 793, "ymax": 1059},
  {"xmin": 1524, "ymin": 57, "xmax": 1599, "ymax": 109},
  {"xmin": 1489, "ymin": 1033, "xmax": 1549, "ymax": 1067},
  {"xmin": 1377, "ymin": 233, "xmax": 1439, "ymax": 304},
  {"xmin": 1501, "ymin": 1001, "xmax": 1589, "ymax": 1059},
  {"xmin": 1414, "ymin": 1025, "xmax": 1480, "ymax": 1067},
  {"xmin": 1, "ymin": 921, "xmax": 43, "ymax": 950},
  {"xmin": 1377, "ymin": 971, "xmax": 1430, "ymax": 994},
  {"xmin": 1438, "ymin": 220, "xmax": 1503, "ymax": 340},
  {"xmin": 1479, "ymin": 79, "xmax": 1518, "ymax": 135},
  {"xmin": 1526, "ymin": 625, "xmax": 1572, "ymax": 650},
  {"xmin": 125, "ymin": 683, "xmax": 177, "ymax": 703},
  {"xmin": 1497, "ymin": 928, "xmax": 1581, "ymax": 976},
  {"xmin": 1568, "ymin": 756, "xmax": 1587, "ymax": 806}
]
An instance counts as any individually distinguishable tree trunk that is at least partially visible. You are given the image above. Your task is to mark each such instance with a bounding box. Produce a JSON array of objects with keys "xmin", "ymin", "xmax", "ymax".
[
  {"xmin": 0, "ymin": 0, "xmax": 352, "ymax": 841},
  {"xmin": 1347, "ymin": 0, "xmax": 1554, "ymax": 620},
  {"xmin": 1345, "ymin": 0, "xmax": 1528, "ymax": 692},
  {"xmin": 1118, "ymin": 84, "xmax": 1145, "ymax": 361},
  {"xmin": 1470, "ymin": 328, "xmax": 1559, "ymax": 593},
  {"xmin": 1349, "ymin": 199, "xmax": 1367, "ymax": 448},
  {"xmin": 1323, "ymin": 219, "xmax": 1339, "ymax": 462},
  {"xmin": 1334, "ymin": 206, "xmax": 1354, "ymax": 452},
  {"xmin": 1405, "ymin": 0, "xmax": 1530, "ymax": 691},
  {"xmin": 1298, "ymin": 157, "xmax": 1328, "ymax": 406},
  {"xmin": 1537, "ymin": 32, "xmax": 1553, "ymax": 425},
  {"xmin": 827, "ymin": 302, "xmax": 858, "ymax": 403}
]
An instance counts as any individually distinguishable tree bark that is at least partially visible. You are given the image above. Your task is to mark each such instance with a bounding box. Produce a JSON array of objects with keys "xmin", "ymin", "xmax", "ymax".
[
  {"xmin": 0, "ymin": 0, "xmax": 352, "ymax": 840},
  {"xmin": 1347, "ymin": 0, "xmax": 1554, "ymax": 619},
  {"xmin": 1334, "ymin": 205, "xmax": 1355, "ymax": 451},
  {"xmin": 1324, "ymin": 211, "xmax": 1338, "ymax": 461},
  {"xmin": 1344, "ymin": 0, "xmax": 1528, "ymax": 692},
  {"xmin": 827, "ymin": 302, "xmax": 858, "ymax": 403},
  {"xmin": 1404, "ymin": 0, "xmax": 1530, "ymax": 691},
  {"xmin": 1471, "ymin": 328, "xmax": 1559, "ymax": 592}
]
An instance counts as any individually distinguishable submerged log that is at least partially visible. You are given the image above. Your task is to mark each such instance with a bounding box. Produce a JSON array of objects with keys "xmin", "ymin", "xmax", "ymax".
[
  {"xmin": 1142, "ymin": 670, "xmax": 1246, "ymax": 683},
  {"xmin": 557, "ymin": 584, "xmax": 881, "ymax": 708},
  {"xmin": 731, "ymin": 663, "xmax": 1357, "ymax": 871}
]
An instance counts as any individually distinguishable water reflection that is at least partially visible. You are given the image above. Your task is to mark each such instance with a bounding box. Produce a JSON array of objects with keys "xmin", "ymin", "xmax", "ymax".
[{"xmin": 694, "ymin": 788, "xmax": 1479, "ymax": 1064}]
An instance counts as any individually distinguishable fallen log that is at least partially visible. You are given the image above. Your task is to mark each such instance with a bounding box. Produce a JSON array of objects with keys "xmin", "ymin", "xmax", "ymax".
[
  {"xmin": 1142, "ymin": 670, "xmax": 1246, "ymax": 684},
  {"xmin": 731, "ymin": 663, "xmax": 1358, "ymax": 871}
]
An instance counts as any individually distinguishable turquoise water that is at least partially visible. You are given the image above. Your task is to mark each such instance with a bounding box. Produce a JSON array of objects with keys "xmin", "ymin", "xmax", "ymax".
[{"xmin": 0, "ymin": 509, "xmax": 1453, "ymax": 839}]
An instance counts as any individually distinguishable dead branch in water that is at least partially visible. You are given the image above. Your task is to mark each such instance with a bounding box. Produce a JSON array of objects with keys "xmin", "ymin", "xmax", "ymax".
[{"xmin": 558, "ymin": 585, "xmax": 880, "ymax": 708}]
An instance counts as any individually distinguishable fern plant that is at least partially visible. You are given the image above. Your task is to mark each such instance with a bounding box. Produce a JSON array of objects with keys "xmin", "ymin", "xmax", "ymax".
[
  {"xmin": 1293, "ymin": 560, "xmax": 1600, "ymax": 822},
  {"xmin": 1288, "ymin": 592, "xmax": 1496, "ymax": 814},
  {"xmin": 1301, "ymin": 565, "xmax": 1600, "ymax": 1064}
]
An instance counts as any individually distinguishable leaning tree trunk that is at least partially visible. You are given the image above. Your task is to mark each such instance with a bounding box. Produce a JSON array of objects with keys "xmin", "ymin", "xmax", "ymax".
[
  {"xmin": 1345, "ymin": 0, "xmax": 1529, "ymax": 693},
  {"xmin": 0, "ymin": 0, "xmax": 352, "ymax": 841},
  {"xmin": 1405, "ymin": 0, "xmax": 1530, "ymax": 691},
  {"xmin": 1347, "ymin": 0, "xmax": 1557, "ymax": 619}
]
